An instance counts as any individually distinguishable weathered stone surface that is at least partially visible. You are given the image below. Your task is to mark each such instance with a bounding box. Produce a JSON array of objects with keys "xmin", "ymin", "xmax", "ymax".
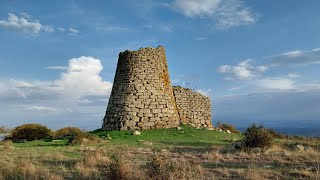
[
  {"xmin": 102, "ymin": 46, "xmax": 213, "ymax": 131},
  {"xmin": 102, "ymin": 46, "xmax": 180, "ymax": 131},
  {"xmin": 173, "ymin": 86, "xmax": 213, "ymax": 129}
]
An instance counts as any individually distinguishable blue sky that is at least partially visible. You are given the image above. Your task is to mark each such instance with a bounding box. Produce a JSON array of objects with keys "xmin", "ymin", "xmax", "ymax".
[{"xmin": 0, "ymin": 0, "xmax": 319, "ymax": 131}]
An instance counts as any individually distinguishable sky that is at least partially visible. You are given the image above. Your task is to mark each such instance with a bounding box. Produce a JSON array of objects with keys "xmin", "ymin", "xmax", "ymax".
[{"xmin": 0, "ymin": 0, "xmax": 319, "ymax": 133}]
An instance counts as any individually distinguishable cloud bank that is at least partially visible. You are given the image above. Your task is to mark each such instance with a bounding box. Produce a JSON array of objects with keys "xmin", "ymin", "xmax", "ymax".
[
  {"xmin": 218, "ymin": 59, "xmax": 268, "ymax": 80},
  {"xmin": 0, "ymin": 56, "xmax": 112, "ymax": 129},
  {"xmin": 218, "ymin": 48, "xmax": 320, "ymax": 91},
  {"xmin": 272, "ymin": 48, "xmax": 320, "ymax": 66},
  {"xmin": 0, "ymin": 13, "xmax": 80, "ymax": 36},
  {"xmin": 172, "ymin": 0, "xmax": 258, "ymax": 29},
  {"xmin": 0, "ymin": 13, "xmax": 53, "ymax": 35}
]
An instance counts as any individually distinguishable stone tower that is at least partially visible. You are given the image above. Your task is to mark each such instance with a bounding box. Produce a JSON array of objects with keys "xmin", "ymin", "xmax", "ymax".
[{"xmin": 102, "ymin": 46, "xmax": 180, "ymax": 131}]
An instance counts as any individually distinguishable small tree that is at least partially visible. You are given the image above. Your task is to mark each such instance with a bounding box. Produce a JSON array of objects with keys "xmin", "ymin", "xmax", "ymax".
[
  {"xmin": 54, "ymin": 127, "xmax": 101, "ymax": 145},
  {"xmin": 10, "ymin": 124, "xmax": 53, "ymax": 142},
  {"xmin": 244, "ymin": 123, "xmax": 274, "ymax": 149},
  {"xmin": 54, "ymin": 127, "xmax": 83, "ymax": 140}
]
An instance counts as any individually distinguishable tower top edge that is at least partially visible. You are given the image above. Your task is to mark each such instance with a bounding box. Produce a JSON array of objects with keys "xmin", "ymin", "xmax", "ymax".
[{"xmin": 119, "ymin": 45, "xmax": 165, "ymax": 56}]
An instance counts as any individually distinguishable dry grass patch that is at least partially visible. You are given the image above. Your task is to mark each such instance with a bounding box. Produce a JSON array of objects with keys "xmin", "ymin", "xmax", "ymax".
[
  {"xmin": 145, "ymin": 154, "xmax": 204, "ymax": 180},
  {"xmin": 0, "ymin": 155, "xmax": 63, "ymax": 180},
  {"xmin": 74, "ymin": 151, "xmax": 110, "ymax": 179}
]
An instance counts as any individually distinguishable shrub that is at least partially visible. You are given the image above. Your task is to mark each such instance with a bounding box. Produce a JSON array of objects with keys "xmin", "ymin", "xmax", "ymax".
[
  {"xmin": 0, "ymin": 126, "xmax": 10, "ymax": 134},
  {"xmin": 69, "ymin": 131, "xmax": 102, "ymax": 145},
  {"xmin": 244, "ymin": 123, "xmax": 274, "ymax": 149},
  {"xmin": 54, "ymin": 127, "xmax": 101, "ymax": 145},
  {"xmin": 75, "ymin": 152, "xmax": 144, "ymax": 180},
  {"xmin": 217, "ymin": 121, "xmax": 240, "ymax": 134},
  {"xmin": 266, "ymin": 128, "xmax": 286, "ymax": 139},
  {"xmin": 54, "ymin": 127, "xmax": 83, "ymax": 139},
  {"xmin": 10, "ymin": 124, "xmax": 53, "ymax": 142}
]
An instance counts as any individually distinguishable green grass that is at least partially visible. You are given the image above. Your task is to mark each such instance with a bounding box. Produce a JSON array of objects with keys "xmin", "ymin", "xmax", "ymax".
[
  {"xmin": 2, "ymin": 126, "xmax": 318, "ymax": 180},
  {"xmin": 91, "ymin": 125, "xmax": 242, "ymax": 148},
  {"xmin": 4, "ymin": 125, "xmax": 242, "ymax": 152},
  {"xmin": 0, "ymin": 126, "xmax": 242, "ymax": 166},
  {"xmin": 13, "ymin": 139, "xmax": 69, "ymax": 148}
]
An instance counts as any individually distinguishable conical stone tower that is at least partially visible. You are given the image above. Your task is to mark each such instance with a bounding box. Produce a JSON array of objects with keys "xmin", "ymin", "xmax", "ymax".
[{"xmin": 102, "ymin": 46, "xmax": 180, "ymax": 131}]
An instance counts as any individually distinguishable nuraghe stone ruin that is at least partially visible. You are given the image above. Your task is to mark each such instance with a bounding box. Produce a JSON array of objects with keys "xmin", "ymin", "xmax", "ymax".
[{"xmin": 102, "ymin": 46, "xmax": 213, "ymax": 131}]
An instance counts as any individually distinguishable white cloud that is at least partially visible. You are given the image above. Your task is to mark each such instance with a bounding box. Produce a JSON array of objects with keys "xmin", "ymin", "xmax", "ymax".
[
  {"xmin": 77, "ymin": 99, "xmax": 93, "ymax": 104},
  {"xmin": 282, "ymin": 50, "xmax": 303, "ymax": 57},
  {"xmin": 218, "ymin": 48, "xmax": 320, "ymax": 92},
  {"xmin": 218, "ymin": 59, "xmax": 268, "ymax": 80},
  {"xmin": 96, "ymin": 25, "xmax": 130, "ymax": 32},
  {"xmin": 68, "ymin": 28, "xmax": 79, "ymax": 35},
  {"xmin": 172, "ymin": 0, "xmax": 258, "ymax": 29},
  {"xmin": 54, "ymin": 56, "xmax": 112, "ymax": 99},
  {"xmin": 0, "ymin": 56, "xmax": 113, "ymax": 114},
  {"xmin": 7, "ymin": 79, "xmax": 35, "ymax": 98},
  {"xmin": 57, "ymin": 27, "xmax": 81, "ymax": 36},
  {"xmin": 195, "ymin": 37, "xmax": 207, "ymax": 41},
  {"xmin": 43, "ymin": 25, "xmax": 54, "ymax": 32},
  {"xmin": 299, "ymin": 82, "xmax": 320, "ymax": 91},
  {"xmin": 58, "ymin": 27, "xmax": 65, "ymax": 32},
  {"xmin": 228, "ymin": 85, "xmax": 246, "ymax": 91},
  {"xmin": 196, "ymin": 88, "xmax": 212, "ymax": 96},
  {"xmin": 256, "ymin": 78, "xmax": 295, "ymax": 90},
  {"xmin": 173, "ymin": 0, "xmax": 220, "ymax": 17},
  {"xmin": 0, "ymin": 13, "xmax": 53, "ymax": 35},
  {"xmin": 0, "ymin": 83, "xmax": 5, "ymax": 94},
  {"xmin": 24, "ymin": 106, "xmax": 56, "ymax": 112},
  {"xmin": 272, "ymin": 48, "xmax": 320, "ymax": 66},
  {"xmin": 0, "ymin": 13, "xmax": 83, "ymax": 36},
  {"xmin": 287, "ymin": 73, "xmax": 300, "ymax": 79},
  {"xmin": 47, "ymin": 66, "xmax": 68, "ymax": 70}
]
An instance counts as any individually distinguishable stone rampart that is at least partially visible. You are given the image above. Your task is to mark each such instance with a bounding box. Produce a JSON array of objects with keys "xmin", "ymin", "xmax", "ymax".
[{"xmin": 173, "ymin": 86, "xmax": 213, "ymax": 128}]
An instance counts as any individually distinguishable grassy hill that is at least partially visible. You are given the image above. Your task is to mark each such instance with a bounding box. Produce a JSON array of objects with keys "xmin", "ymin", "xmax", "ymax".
[
  {"xmin": 0, "ymin": 126, "xmax": 319, "ymax": 179},
  {"xmin": 92, "ymin": 125, "xmax": 241, "ymax": 147}
]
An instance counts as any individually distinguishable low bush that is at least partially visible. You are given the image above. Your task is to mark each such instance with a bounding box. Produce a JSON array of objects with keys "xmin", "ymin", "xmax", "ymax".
[
  {"xmin": 217, "ymin": 121, "xmax": 240, "ymax": 134},
  {"xmin": 266, "ymin": 128, "xmax": 286, "ymax": 139},
  {"xmin": 244, "ymin": 123, "xmax": 274, "ymax": 149},
  {"xmin": 69, "ymin": 132, "xmax": 101, "ymax": 145},
  {"xmin": 10, "ymin": 124, "xmax": 53, "ymax": 142},
  {"xmin": 54, "ymin": 127, "xmax": 83, "ymax": 139},
  {"xmin": 74, "ymin": 152, "xmax": 144, "ymax": 180},
  {"xmin": 54, "ymin": 127, "xmax": 102, "ymax": 145}
]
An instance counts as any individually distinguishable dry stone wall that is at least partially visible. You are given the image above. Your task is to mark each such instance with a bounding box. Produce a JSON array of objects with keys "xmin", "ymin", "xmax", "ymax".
[
  {"xmin": 173, "ymin": 86, "xmax": 213, "ymax": 128},
  {"xmin": 102, "ymin": 46, "xmax": 180, "ymax": 131}
]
